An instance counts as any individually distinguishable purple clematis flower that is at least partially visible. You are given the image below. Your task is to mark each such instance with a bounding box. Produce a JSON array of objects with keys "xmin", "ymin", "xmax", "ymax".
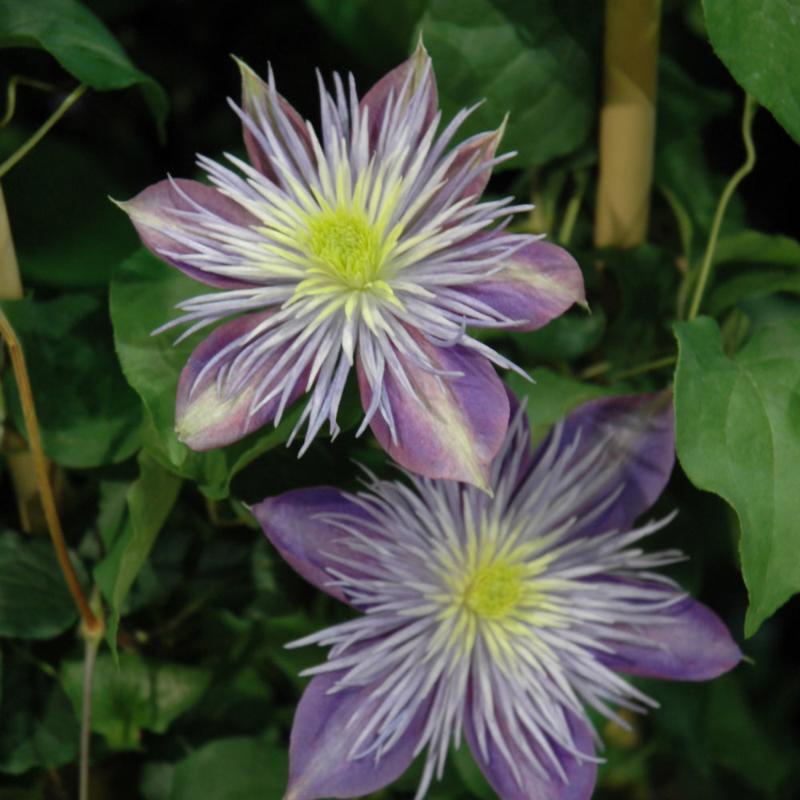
[
  {"xmin": 118, "ymin": 42, "xmax": 584, "ymax": 489},
  {"xmin": 254, "ymin": 393, "xmax": 741, "ymax": 800}
]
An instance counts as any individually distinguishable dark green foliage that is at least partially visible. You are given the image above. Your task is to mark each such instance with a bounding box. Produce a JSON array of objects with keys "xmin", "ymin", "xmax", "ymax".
[{"xmin": 1, "ymin": 1, "xmax": 800, "ymax": 798}]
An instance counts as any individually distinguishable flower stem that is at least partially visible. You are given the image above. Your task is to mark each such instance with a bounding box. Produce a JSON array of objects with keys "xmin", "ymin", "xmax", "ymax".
[
  {"xmin": 0, "ymin": 83, "xmax": 87, "ymax": 179},
  {"xmin": 594, "ymin": 0, "xmax": 661, "ymax": 248},
  {"xmin": 686, "ymin": 94, "xmax": 758, "ymax": 321},
  {"xmin": 557, "ymin": 170, "xmax": 588, "ymax": 246},
  {"xmin": 79, "ymin": 628, "xmax": 101, "ymax": 800},
  {"xmin": 610, "ymin": 354, "xmax": 676, "ymax": 381},
  {"xmin": 1, "ymin": 75, "xmax": 57, "ymax": 128},
  {"xmin": 0, "ymin": 309, "xmax": 102, "ymax": 634}
]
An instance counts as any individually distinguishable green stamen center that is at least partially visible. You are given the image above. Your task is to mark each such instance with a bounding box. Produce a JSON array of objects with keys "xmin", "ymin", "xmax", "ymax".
[
  {"xmin": 464, "ymin": 562, "xmax": 523, "ymax": 620},
  {"xmin": 307, "ymin": 208, "xmax": 383, "ymax": 288}
]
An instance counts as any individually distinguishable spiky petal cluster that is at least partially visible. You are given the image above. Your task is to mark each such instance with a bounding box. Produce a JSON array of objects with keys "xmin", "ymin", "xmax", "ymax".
[
  {"xmin": 255, "ymin": 393, "xmax": 741, "ymax": 800},
  {"xmin": 119, "ymin": 43, "xmax": 584, "ymax": 488}
]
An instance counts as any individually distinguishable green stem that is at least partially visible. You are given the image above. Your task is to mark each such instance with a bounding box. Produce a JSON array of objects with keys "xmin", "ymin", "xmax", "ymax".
[
  {"xmin": 79, "ymin": 632, "xmax": 101, "ymax": 800},
  {"xmin": 557, "ymin": 170, "xmax": 588, "ymax": 246},
  {"xmin": 1, "ymin": 76, "xmax": 57, "ymax": 128},
  {"xmin": 610, "ymin": 354, "xmax": 676, "ymax": 381},
  {"xmin": 0, "ymin": 83, "xmax": 87, "ymax": 179},
  {"xmin": 686, "ymin": 94, "xmax": 758, "ymax": 320}
]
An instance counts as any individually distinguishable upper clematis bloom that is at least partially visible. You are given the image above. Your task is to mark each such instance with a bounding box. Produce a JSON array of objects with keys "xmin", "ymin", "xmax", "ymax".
[
  {"xmin": 119, "ymin": 43, "xmax": 584, "ymax": 488},
  {"xmin": 254, "ymin": 393, "xmax": 741, "ymax": 800}
]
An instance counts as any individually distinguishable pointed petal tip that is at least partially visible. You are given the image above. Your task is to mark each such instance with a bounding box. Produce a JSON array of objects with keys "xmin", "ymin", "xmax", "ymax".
[
  {"xmin": 252, "ymin": 487, "xmax": 375, "ymax": 606},
  {"xmin": 413, "ymin": 32, "xmax": 429, "ymax": 58},
  {"xmin": 462, "ymin": 238, "xmax": 586, "ymax": 333},
  {"xmin": 599, "ymin": 595, "xmax": 741, "ymax": 682}
]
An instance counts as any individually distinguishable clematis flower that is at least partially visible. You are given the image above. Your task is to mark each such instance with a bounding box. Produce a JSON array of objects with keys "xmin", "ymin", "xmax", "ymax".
[
  {"xmin": 254, "ymin": 393, "xmax": 741, "ymax": 800},
  {"xmin": 119, "ymin": 43, "xmax": 584, "ymax": 488}
]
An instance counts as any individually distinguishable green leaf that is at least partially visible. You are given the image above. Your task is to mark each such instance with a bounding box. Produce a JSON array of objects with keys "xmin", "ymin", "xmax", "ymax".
[
  {"xmin": 169, "ymin": 736, "xmax": 287, "ymax": 800},
  {"xmin": 708, "ymin": 231, "xmax": 800, "ymax": 314},
  {"xmin": 420, "ymin": 0, "xmax": 600, "ymax": 168},
  {"xmin": 703, "ymin": 0, "xmax": 800, "ymax": 144},
  {"xmin": 308, "ymin": 0, "xmax": 427, "ymax": 70},
  {"xmin": 1, "ymin": 293, "xmax": 142, "ymax": 468},
  {"xmin": 506, "ymin": 368, "xmax": 619, "ymax": 445},
  {"xmin": 141, "ymin": 762, "xmax": 177, "ymax": 800},
  {"xmin": 60, "ymin": 652, "xmax": 210, "ymax": 751},
  {"xmin": 706, "ymin": 676, "xmax": 793, "ymax": 793},
  {"xmin": 0, "ymin": 530, "xmax": 81, "ymax": 639},
  {"xmin": 0, "ymin": 0, "xmax": 167, "ymax": 132},
  {"xmin": 655, "ymin": 57, "xmax": 737, "ymax": 257},
  {"xmin": 110, "ymin": 249, "xmax": 303, "ymax": 499},
  {"xmin": 0, "ymin": 130, "xmax": 140, "ymax": 287},
  {"xmin": 0, "ymin": 660, "xmax": 78, "ymax": 775},
  {"xmin": 602, "ymin": 244, "xmax": 679, "ymax": 367},
  {"xmin": 510, "ymin": 308, "xmax": 605, "ymax": 363},
  {"xmin": 674, "ymin": 317, "xmax": 800, "ymax": 634},
  {"xmin": 714, "ymin": 230, "xmax": 800, "ymax": 268},
  {"xmin": 94, "ymin": 451, "xmax": 181, "ymax": 651},
  {"xmin": 451, "ymin": 745, "xmax": 494, "ymax": 800}
]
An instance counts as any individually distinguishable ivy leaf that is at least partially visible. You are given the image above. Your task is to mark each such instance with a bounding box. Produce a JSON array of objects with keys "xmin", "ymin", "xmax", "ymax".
[
  {"xmin": 308, "ymin": 0, "xmax": 427, "ymax": 70},
  {"xmin": 0, "ymin": 530, "xmax": 82, "ymax": 639},
  {"xmin": 60, "ymin": 653, "xmax": 210, "ymax": 751},
  {"xmin": 94, "ymin": 451, "xmax": 182, "ymax": 652},
  {"xmin": 0, "ymin": 0, "xmax": 167, "ymax": 133},
  {"xmin": 169, "ymin": 736, "xmax": 287, "ymax": 800},
  {"xmin": 655, "ymin": 57, "xmax": 736, "ymax": 257},
  {"xmin": 509, "ymin": 309, "xmax": 606, "ymax": 364},
  {"xmin": 708, "ymin": 231, "xmax": 800, "ymax": 314},
  {"xmin": 706, "ymin": 676, "xmax": 794, "ymax": 793},
  {"xmin": 0, "ymin": 133, "xmax": 140, "ymax": 288},
  {"xmin": 420, "ymin": 0, "xmax": 600, "ymax": 168},
  {"xmin": 110, "ymin": 249, "xmax": 304, "ymax": 499},
  {"xmin": 0, "ymin": 659, "xmax": 78, "ymax": 774},
  {"xmin": 674, "ymin": 316, "xmax": 800, "ymax": 635},
  {"xmin": 703, "ymin": 0, "xmax": 800, "ymax": 144},
  {"xmin": 1, "ymin": 294, "xmax": 142, "ymax": 468}
]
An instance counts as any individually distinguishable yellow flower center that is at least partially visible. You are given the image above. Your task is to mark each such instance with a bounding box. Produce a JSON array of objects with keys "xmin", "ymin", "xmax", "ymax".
[
  {"xmin": 307, "ymin": 208, "xmax": 384, "ymax": 288},
  {"xmin": 463, "ymin": 562, "xmax": 523, "ymax": 620}
]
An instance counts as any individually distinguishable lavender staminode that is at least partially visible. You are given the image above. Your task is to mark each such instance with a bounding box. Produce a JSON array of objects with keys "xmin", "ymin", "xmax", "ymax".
[
  {"xmin": 119, "ymin": 43, "xmax": 584, "ymax": 488},
  {"xmin": 255, "ymin": 393, "xmax": 741, "ymax": 800}
]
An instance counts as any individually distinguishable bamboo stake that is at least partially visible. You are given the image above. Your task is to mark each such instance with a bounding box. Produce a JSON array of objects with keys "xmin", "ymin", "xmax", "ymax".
[
  {"xmin": 594, "ymin": 0, "xmax": 662, "ymax": 248},
  {"xmin": 0, "ymin": 186, "xmax": 22, "ymax": 298}
]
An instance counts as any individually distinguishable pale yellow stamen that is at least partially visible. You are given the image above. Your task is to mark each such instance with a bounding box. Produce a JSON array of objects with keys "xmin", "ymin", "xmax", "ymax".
[
  {"xmin": 306, "ymin": 208, "xmax": 384, "ymax": 288},
  {"xmin": 463, "ymin": 562, "xmax": 523, "ymax": 620}
]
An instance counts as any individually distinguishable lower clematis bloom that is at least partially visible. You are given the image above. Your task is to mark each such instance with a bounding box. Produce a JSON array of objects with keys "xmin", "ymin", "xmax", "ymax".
[
  {"xmin": 118, "ymin": 42, "xmax": 584, "ymax": 489},
  {"xmin": 254, "ymin": 393, "xmax": 741, "ymax": 800}
]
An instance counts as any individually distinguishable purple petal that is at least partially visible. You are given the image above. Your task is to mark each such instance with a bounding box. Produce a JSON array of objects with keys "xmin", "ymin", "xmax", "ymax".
[
  {"xmin": 119, "ymin": 178, "xmax": 259, "ymax": 289},
  {"xmin": 357, "ymin": 337, "xmax": 509, "ymax": 490},
  {"xmin": 440, "ymin": 125, "xmax": 505, "ymax": 207},
  {"xmin": 598, "ymin": 593, "xmax": 741, "ymax": 681},
  {"xmin": 536, "ymin": 391, "xmax": 675, "ymax": 537},
  {"xmin": 236, "ymin": 58, "xmax": 314, "ymax": 183},
  {"xmin": 465, "ymin": 704, "xmax": 597, "ymax": 800},
  {"xmin": 286, "ymin": 671, "xmax": 426, "ymax": 800},
  {"xmin": 176, "ymin": 312, "xmax": 305, "ymax": 449},
  {"xmin": 360, "ymin": 41, "xmax": 437, "ymax": 146},
  {"xmin": 464, "ymin": 238, "xmax": 585, "ymax": 332},
  {"xmin": 252, "ymin": 487, "xmax": 376, "ymax": 606}
]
